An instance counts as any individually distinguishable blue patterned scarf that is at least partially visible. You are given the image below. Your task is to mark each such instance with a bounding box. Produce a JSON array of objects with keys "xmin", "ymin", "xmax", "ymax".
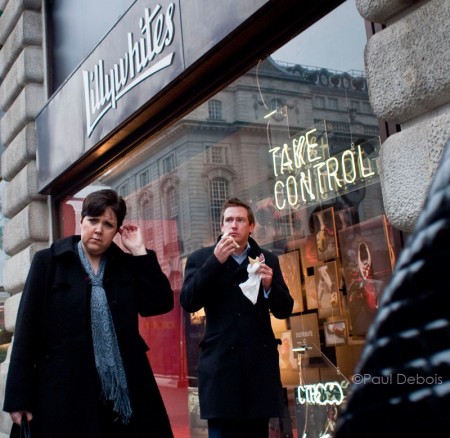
[{"xmin": 77, "ymin": 241, "xmax": 132, "ymax": 424}]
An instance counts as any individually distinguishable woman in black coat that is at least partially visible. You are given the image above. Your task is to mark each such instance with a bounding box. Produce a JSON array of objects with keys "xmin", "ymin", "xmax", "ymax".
[{"xmin": 3, "ymin": 189, "xmax": 174, "ymax": 438}]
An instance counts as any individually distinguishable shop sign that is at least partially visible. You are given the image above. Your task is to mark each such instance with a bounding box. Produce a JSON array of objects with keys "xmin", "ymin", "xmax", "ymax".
[
  {"xmin": 295, "ymin": 380, "xmax": 349, "ymax": 406},
  {"xmin": 269, "ymin": 121, "xmax": 380, "ymax": 211},
  {"xmin": 82, "ymin": 3, "xmax": 176, "ymax": 137}
]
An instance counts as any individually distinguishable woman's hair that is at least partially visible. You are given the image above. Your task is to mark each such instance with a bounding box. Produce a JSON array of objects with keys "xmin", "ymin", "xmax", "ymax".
[
  {"xmin": 220, "ymin": 197, "xmax": 255, "ymax": 225},
  {"xmin": 81, "ymin": 189, "xmax": 127, "ymax": 228}
]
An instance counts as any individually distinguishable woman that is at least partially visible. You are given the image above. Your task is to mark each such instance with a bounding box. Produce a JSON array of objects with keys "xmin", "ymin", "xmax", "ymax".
[{"xmin": 3, "ymin": 189, "xmax": 174, "ymax": 437}]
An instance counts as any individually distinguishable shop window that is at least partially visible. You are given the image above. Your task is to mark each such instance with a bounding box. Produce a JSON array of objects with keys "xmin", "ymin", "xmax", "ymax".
[
  {"xmin": 208, "ymin": 99, "xmax": 223, "ymax": 120},
  {"xmin": 57, "ymin": 2, "xmax": 402, "ymax": 436}
]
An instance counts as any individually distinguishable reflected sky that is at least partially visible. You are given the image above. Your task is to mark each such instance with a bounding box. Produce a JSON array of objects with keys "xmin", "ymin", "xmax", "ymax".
[{"xmin": 272, "ymin": 1, "xmax": 366, "ymax": 73}]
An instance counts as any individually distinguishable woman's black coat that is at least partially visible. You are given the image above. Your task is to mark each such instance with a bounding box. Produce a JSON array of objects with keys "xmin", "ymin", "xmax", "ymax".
[
  {"xmin": 180, "ymin": 237, "xmax": 293, "ymax": 420},
  {"xmin": 3, "ymin": 236, "xmax": 174, "ymax": 438}
]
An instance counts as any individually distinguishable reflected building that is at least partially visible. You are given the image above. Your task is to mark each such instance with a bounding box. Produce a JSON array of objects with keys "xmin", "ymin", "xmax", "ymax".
[
  {"xmin": 101, "ymin": 57, "xmax": 380, "ymax": 265},
  {"xmin": 82, "ymin": 59, "xmax": 384, "ymax": 412}
]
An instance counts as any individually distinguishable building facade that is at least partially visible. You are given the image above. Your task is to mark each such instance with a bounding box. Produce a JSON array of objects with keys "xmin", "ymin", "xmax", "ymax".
[{"xmin": 0, "ymin": 0, "xmax": 449, "ymax": 436}]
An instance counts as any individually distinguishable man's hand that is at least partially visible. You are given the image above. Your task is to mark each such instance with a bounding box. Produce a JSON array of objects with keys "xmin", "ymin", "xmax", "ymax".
[
  {"xmin": 214, "ymin": 235, "xmax": 239, "ymax": 263},
  {"xmin": 257, "ymin": 262, "xmax": 273, "ymax": 290}
]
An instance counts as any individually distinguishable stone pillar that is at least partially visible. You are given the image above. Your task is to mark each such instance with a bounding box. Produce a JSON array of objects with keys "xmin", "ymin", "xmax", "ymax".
[
  {"xmin": 356, "ymin": 0, "xmax": 450, "ymax": 231},
  {"xmin": 0, "ymin": 0, "xmax": 49, "ymax": 435}
]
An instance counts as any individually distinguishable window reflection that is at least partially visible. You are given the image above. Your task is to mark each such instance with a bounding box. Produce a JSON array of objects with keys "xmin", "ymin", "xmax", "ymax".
[{"xmin": 59, "ymin": 2, "xmax": 398, "ymax": 436}]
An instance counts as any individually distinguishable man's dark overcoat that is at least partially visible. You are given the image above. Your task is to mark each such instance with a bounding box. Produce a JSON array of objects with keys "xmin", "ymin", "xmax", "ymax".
[
  {"xmin": 3, "ymin": 236, "xmax": 174, "ymax": 438},
  {"xmin": 180, "ymin": 236, "xmax": 293, "ymax": 420}
]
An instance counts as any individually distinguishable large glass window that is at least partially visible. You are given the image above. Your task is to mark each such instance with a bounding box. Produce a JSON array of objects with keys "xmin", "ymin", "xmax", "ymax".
[{"xmin": 59, "ymin": 2, "xmax": 402, "ymax": 436}]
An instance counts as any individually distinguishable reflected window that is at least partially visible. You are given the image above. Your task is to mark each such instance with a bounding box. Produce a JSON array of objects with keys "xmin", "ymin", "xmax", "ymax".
[
  {"xmin": 167, "ymin": 187, "xmax": 179, "ymax": 249},
  {"xmin": 210, "ymin": 178, "xmax": 229, "ymax": 236},
  {"xmin": 139, "ymin": 170, "xmax": 150, "ymax": 188},
  {"xmin": 350, "ymin": 100, "xmax": 360, "ymax": 112},
  {"xmin": 328, "ymin": 97, "xmax": 339, "ymax": 110},
  {"xmin": 362, "ymin": 101, "xmax": 374, "ymax": 114},
  {"xmin": 205, "ymin": 145, "xmax": 230, "ymax": 165},
  {"xmin": 208, "ymin": 99, "xmax": 223, "ymax": 120},
  {"xmin": 332, "ymin": 121, "xmax": 350, "ymax": 133},
  {"xmin": 314, "ymin": 96, "xmax": 325, "ymax": 109},
  {"xmin": 119, "ymin": 182, "xmax": 129, "ymax": 197},
  {"xmin": 269, "ymin": 98, "xmax": 286, "ymax": 121},
  {"xmin": 163, "ymin": 155, "xmax": 175, "ymax": 173},
  {"xmin": 140, "ymin": 196, "xmax": 154, "ymax": 247},
  {"xmin": 364, "ymin": 125, "xmax": 379, "ymax": 137}
]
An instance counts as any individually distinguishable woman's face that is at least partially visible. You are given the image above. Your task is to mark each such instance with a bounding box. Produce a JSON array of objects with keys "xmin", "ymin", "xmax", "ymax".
[{"xmin": 80, "ymin": 207, "xmax": 118, "ymax": 257}]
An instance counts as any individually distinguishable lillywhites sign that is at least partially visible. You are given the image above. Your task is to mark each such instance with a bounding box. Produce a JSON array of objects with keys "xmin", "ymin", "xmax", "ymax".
[
  {"xmin": 82, "ymin": 2, "xmax": 176, "ymax": 137},
  {"xmin": 269, "ymin": 121, "xmax": 380, "ymax": 210}
]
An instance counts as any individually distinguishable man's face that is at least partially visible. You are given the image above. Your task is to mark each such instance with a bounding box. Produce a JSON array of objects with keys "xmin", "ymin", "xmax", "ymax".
[{"xmin": 220, "ymin": 206, "xmax": 255, "ymax": 247}]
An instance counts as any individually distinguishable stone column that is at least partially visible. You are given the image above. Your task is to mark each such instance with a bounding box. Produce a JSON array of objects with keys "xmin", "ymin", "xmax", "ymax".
[
  {"xmin": 356, "ymin": 0, "xmax": 450, "ymax": 231},
  {"xmin": 0, "ymin": 0, "xmax": 49, "ymax": 435}
]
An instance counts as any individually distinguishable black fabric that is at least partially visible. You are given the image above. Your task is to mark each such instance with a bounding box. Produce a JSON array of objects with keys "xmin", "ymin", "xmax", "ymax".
[
  {"xmin": 19, "ymin": 416, "xmax": 31, "ymax": 438},
  {"xmin": 98, "ymin": 400, "xmax": 135, "ymax": 438},
  {"xmin": 207, "ymin": 418, "xmax": 269, "ymax": 438},
  {"xmin": 181, "ymin": 237, "xmax": 293, "ymax": 420},
  {"xmin": 4, "ymin": 237, "xmax": 174, "ymax": 438},
  {"xmin": 10, "ymin": 416, "xmax": 31, "ymax": 438},
  {"xmin": 335, "ymin": 139, "xmax": 450, "ymax": 437}
]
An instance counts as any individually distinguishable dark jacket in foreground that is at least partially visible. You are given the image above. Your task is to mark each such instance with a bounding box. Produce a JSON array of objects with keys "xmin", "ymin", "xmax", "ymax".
[
  {"xmin": 3, "ymin": 236, "xmax": 174, "ymax": 438},
  {"xmin": 335, "ymin": 139, "xmax": 450, "ymax": 437},
  {"xmin": 180, "ymin": 236, "xmax": 293, "ymax": 420}
]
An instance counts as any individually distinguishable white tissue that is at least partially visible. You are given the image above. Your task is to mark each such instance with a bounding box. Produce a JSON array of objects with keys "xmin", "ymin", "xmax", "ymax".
[{"xmin": 239, "ymin": 262, "xmax": 262, "ymax": 304}]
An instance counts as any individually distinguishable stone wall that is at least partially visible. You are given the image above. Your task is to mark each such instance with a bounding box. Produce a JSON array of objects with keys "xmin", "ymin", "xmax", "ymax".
[
  {"xmin": 0, "ymin": 0, "xmax": 48, "ymax": 435},
  {"xmin": 357, "ymin": 0, "xmax": 450, "ymax": 231}
]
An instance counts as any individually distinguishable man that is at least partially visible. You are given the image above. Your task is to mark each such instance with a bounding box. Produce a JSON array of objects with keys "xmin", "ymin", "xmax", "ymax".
[{"xmin": 181, "ymin": 198, "xmax": 293, "ymax": 438}]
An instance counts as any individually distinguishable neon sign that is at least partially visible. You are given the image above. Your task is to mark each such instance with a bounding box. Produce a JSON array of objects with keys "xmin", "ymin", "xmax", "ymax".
[
  {"xmin": 82, "ymin": 3, "xmax": 176, "ymax": 137},
  {"xmin": 269, "ymin": 121, "xmax": 380, "ymax": 210},
  {"xmin": 295, "ymin": 381, "xmax": 348, "ymax": 406}
]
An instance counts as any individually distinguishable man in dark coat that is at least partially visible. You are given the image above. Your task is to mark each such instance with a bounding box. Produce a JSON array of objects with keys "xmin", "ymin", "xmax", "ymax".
[
  {"xmin": 180, "ymin": 197, "xmax": 293, "ymax": 438},
  {"xmin": 3, "ymin": 189, "xmax": 174, "ymax": 438}
]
